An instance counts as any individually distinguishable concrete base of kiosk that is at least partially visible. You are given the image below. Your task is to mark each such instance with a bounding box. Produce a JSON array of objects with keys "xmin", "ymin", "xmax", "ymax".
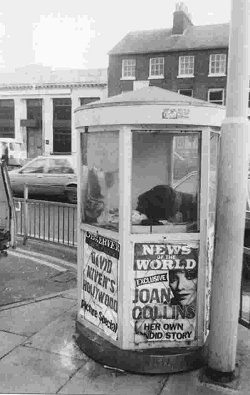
[{"xmin": 76, "ymin": 322, "xmax": 205, "ymax": 374}]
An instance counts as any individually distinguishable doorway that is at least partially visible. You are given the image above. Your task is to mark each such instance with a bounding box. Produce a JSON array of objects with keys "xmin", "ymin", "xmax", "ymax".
[{"xmin": 27, "ymin": 128, "xmax": 42, "ymax": 158}]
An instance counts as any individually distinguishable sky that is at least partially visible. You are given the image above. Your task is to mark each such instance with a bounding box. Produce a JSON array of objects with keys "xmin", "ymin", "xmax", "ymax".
[{"xmin": 0, "ymin": 0, "xmax": 235, "ymax": 72}]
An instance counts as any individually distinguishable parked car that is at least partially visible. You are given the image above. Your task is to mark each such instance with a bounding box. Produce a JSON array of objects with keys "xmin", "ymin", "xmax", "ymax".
[{"xmin": 9, "ymin": 155, "xmax": 77, "ymax": 204}]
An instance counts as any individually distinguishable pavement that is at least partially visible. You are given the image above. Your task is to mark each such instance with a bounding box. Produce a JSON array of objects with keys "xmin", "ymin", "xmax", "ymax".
[
  {"xmin": 0, "ymin": 241, "xmax": 249, "ymax": 394},
  {"xmin": 0, "ymin": 239, "xmax": 77, "ymax": 306}
]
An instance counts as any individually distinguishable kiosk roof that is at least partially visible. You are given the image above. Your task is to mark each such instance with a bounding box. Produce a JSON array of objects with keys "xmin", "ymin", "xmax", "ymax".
[
  {"xmin": 75, "ymin": 86, "xmax": 225, "ymax": 128},
  {"xmin": 78, "ymin": 86, "xmax": 223, "ymax": 110}
]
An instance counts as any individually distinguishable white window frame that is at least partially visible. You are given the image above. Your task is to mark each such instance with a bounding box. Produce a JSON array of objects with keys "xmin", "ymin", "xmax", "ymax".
[
  {"xmin": 178, "ymin": 89, "xmax": 193, "ymax": 97},
  {"xmin": 121, "ymin": 59, "xmax": 136, "ymax": 80},
  {"xmin": 209, "ymin": 54, "xmax": 227, "ymax": 76},
  {"xmin": 178, "ymin": 56, "xmax": 194, "ymax": 78},
  {"xmin": 148, "ymin": 57, "xmax": 164, "ymax": 79},
  {"xmin": 208, "ymin": 88, "xmax": 225, "ymax": 105}
]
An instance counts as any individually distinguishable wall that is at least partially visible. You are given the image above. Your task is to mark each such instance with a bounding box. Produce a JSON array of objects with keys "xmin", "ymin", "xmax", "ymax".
[{"xmin": 108, "ymin": 48, "xmax": 228, "ymax": 101}]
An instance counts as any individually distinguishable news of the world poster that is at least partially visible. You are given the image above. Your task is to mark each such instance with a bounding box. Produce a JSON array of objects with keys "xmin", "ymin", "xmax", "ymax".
[{"xmin": 132, "ymin": 242, "xmax": 199, "ymax": 343}]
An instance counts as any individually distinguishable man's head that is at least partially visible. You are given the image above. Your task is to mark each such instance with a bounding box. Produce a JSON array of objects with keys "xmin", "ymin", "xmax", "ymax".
[
  {"xmin": 136, "ymin": 185, "xmax": 176, "ymax": 222},
  {"xmin": 136, "ymin": 184, "xmax": 197, "ymax": 223}
]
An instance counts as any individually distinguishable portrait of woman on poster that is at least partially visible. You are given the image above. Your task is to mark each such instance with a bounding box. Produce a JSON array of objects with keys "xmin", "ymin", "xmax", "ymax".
[{"xmin": 169, "ymin": 267, "xmax": 197, "ymax": 308}]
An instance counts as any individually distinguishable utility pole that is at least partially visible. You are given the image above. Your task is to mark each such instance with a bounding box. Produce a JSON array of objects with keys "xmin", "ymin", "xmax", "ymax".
[{"xmin": 208, "ymin": 0, "xmax": 249, "ymax": 378}]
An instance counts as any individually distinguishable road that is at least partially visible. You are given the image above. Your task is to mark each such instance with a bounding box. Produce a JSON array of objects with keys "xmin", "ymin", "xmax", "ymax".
[{"xmin": 0, "ymin": 246, "xmax": 76, "ymax": 307}]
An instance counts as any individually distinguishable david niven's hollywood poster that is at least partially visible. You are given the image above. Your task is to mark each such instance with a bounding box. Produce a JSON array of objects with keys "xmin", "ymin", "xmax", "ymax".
[
  {"xmin": 79, "ymin": 231, "xmax": 119, "ymax": 340},
  {"xmin": 132, "ymin": 242, "xmax": 199, "ymax": 343}
]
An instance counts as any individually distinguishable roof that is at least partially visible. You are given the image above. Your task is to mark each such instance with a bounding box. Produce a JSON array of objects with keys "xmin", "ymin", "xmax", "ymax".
[
  {"xmin": 109, "ymin": 23, "xmax": 229, "ymax": 55},
  {"xmin": 0, "ymin": 67, "xmax": 107, "ymax": 85},
  {"xmin": 75, "ymin": 86, "xmax": 225, "ymax": 129},
  {"xmin": 80, "ymin": 86, "xmax": 222, "ymax": 109},
  {"xmin": 0, "ymin": 81, "xmax": 107, "ymax": 91}
]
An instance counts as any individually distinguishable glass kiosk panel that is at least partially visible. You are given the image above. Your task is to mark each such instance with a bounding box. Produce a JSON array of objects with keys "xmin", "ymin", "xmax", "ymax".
[
  {"xmin": 131, "ymin": 131, "xmax": 201, "ymax": 233},
  {"xmin": 80, "ymin": 131, "xmax": 119, "ymax": 231}
]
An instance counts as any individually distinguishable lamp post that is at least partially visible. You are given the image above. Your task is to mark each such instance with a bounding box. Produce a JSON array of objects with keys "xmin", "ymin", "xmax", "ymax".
[{"xmin": 208, "ymin": 0, "xmax": 249, "ymax": 378}]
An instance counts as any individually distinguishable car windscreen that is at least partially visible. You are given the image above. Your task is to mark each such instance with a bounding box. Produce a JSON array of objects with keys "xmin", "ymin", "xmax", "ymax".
[
  {"xmin": 20, "ymin": 158, "xmax": 46, "ymax": 173},
  {"xmin": 47, "ymin": 158, "xmax": 74, "ymax": 174}
]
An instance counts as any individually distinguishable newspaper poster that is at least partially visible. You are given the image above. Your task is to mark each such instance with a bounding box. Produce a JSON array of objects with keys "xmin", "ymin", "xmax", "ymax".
[
  {"xmin": 132, "ymin": 242, "xmax": 198, "ymax": 343},
  {"xmin": 79, "ymin": 231, "xmax": 119, "ymax": 340}
]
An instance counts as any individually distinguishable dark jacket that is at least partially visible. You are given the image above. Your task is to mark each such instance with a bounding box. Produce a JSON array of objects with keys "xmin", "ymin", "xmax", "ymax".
[{"xmin": 136, "ymin": 184, "xmax": 197, "ymax": 223}]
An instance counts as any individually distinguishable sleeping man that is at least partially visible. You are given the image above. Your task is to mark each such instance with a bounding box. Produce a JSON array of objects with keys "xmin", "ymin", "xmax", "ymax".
[{"xmin": 135, "ymin": 184, "xmax": 197, "ymax": 226}]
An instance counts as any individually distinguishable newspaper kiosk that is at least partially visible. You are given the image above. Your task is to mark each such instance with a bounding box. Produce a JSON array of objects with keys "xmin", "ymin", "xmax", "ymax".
[{"xmin": 75, "ymin": 87, "xmax": 225, "ymax": 373}]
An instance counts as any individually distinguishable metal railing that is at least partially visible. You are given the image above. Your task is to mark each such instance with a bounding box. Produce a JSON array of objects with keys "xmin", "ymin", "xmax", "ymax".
[
  {"xmin": 240, "ymin": 247, "xmax": 250, "ymax": 328},
  {"xmin": 14, "ymin": 197, "xmax": 77, "ymax": 247}
]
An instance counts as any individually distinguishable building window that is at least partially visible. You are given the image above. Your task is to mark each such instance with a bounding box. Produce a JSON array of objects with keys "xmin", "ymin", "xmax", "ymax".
[
  {"xmin": 178, "ymin": 89, "xmax": 193, "ymax": 97},
  {"xmin": 53, "ymin": 98, "xmax": 71, "ymax": 121},
  {"xmin": 149, "ymin": 57, "xmax": 164, "ymax": 78},
  {"xmin": 80, "ymin": 97, "xmax": 100, "ymax": 106},
  {"xmin": 53, "ymin": 98, "xmax": 71, "ymax": 153},
  {"xmin": 209, "ymin": 54, "xmax": 227, "ymax": 76},
  {"xmin": 0, "ymin": 99, "xmax": 15, "ymax": 138},
  {"xmin": 178, "ymin": 56, "xmax": 194, "ymax": 77},
  {"xmin": 208, "ymin": 89, "xmax": 224, "ymax": 105},
  {"xmin": 53, "ymin": 129, "xmax": 71, "ymax": 153},
  {"xmin": 122, "ymin": 59, "xmax": 136, "ymax": 79}
]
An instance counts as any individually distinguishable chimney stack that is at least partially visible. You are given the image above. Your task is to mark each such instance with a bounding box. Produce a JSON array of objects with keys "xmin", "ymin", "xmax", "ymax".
[{"xmin": 172, "ymin": 2, "xmax": 193, "ymax": 35}]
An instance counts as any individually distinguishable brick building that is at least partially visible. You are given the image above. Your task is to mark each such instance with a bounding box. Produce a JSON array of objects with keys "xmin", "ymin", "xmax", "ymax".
[{"xmin": 108, "ymin": 2, "xmax": 232, "ymax": 106}]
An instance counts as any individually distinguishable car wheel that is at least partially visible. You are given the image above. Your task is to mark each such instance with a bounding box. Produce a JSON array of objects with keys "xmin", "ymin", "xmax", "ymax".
[{"xmin": 66, "ymin": 186, "xmax": 77, "ymax": 204}]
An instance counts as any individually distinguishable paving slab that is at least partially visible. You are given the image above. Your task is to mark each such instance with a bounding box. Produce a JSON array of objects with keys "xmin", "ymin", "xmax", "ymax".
[
  {"xmin": 160, "ymin": 325, "xmax": 250, "ymax": 395},
  {"xmin": 0, "ymin": 345, "xmax": 85, "ymax": 394},
  {"xmin": 160, "ymin": 370, "xmax": 249, "ymax": 395},
  {"xmin": 0, "ymin": 251, "xmax": 76, "ymax": 306},
  {"xmin": 24, "ymin": 307, "xmax": 88, "ymax": 361},
  {"xmin": 0, "ymin": 296, "xmax": 76, "ymax": 336},
  {"xmin": 61, "ymin": 288, "xmax": 77, "ymax": 300},
  {"xmin": 160, "ymin": 369, "xmax": 234, "ymax": 395},
  {"xmin": 17, "ymin": 238, "xmax": 77, "ymax": 264},
  {"xmin": 58, "ymin": 359, "xmax": 168, "ymax": 395},
  {"xmin": 0, "ymin": 330, "xmax": 27, "ymax": 359}
]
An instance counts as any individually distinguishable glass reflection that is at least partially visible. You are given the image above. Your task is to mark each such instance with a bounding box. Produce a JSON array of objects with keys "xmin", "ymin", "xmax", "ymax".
[{"xmin": 81, "ymin": 132, "xmax": 119, "ymax": 231}]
